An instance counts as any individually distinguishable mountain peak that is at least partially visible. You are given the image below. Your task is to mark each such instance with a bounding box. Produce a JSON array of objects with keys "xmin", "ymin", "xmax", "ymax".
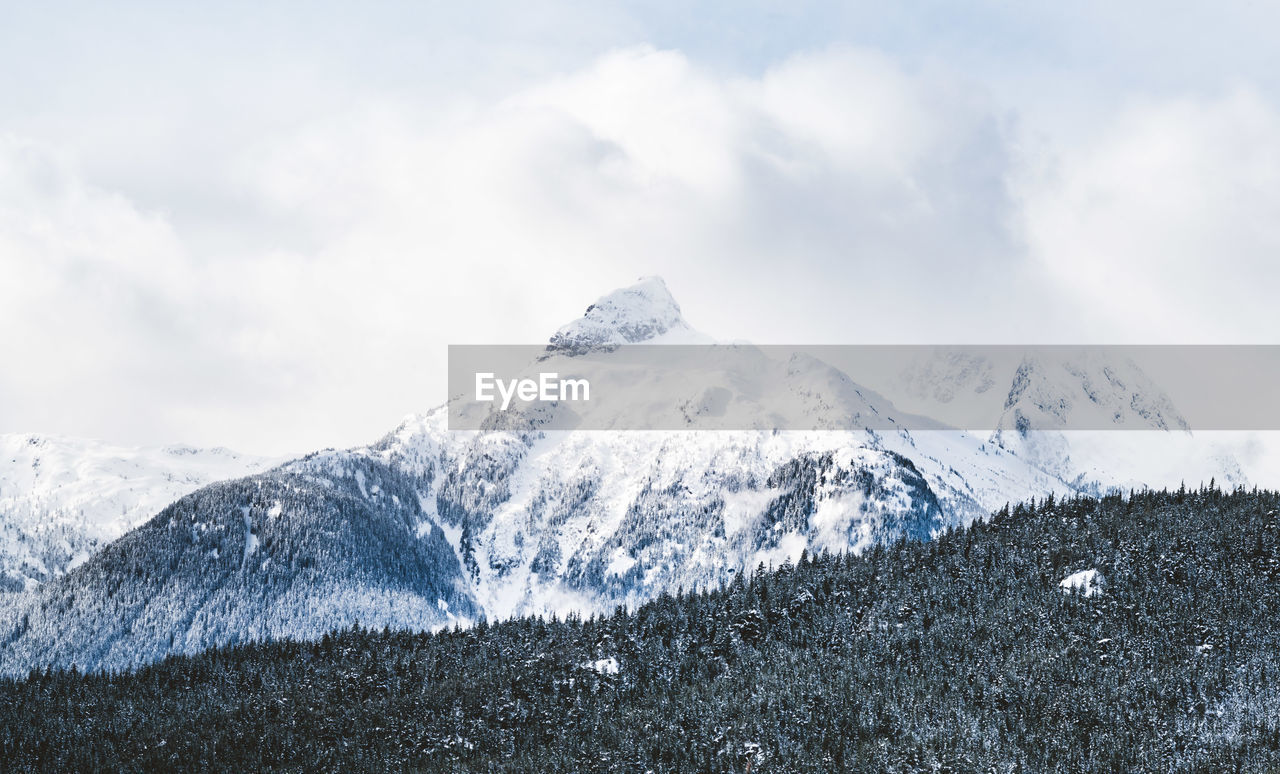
[{"xmin": 547, "ymin": 276, "xmax": 703, "ymax": 355}]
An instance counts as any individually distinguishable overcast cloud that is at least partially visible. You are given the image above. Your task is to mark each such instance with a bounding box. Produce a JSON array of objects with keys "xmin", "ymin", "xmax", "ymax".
[{"xmin": 2, "ymin": 1, "xmax": 1279, "ymax": 454}]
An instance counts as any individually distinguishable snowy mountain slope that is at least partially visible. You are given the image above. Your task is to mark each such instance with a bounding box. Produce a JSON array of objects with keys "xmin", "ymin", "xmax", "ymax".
[
  {"xmin": 368, "ymin": 408, "xmax": 1059, "ymax": 621},
  {"xmin": 0, "ymin": 453, "xmax": 475, "ymax": 675},
  {"xmin": 0, "ymin": 435, "xmax": 275, "ymax": 591}
]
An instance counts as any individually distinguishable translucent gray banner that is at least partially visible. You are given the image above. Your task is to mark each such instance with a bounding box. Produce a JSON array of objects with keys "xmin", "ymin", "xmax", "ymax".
[{"xmin": 447, "ymin": 345, "xmax": 1280, "ymax": 432}]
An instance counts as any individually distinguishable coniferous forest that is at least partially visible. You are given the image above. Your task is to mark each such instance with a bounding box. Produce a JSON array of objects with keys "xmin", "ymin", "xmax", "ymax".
[{"xmin": 3, "ymin": 486, "xmax": 1280, "ymax": 772}]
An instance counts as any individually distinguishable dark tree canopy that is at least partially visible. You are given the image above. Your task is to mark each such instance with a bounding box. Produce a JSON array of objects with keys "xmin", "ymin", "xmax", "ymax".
[{"xmin": 2, "ymin": 486, "xmax": 1279, "ymax": 772}]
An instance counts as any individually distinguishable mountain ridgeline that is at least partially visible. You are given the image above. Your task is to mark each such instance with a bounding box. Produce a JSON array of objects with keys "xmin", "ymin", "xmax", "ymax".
[
  {"xmin": 3, "ymin": 487, "xmax": 1279, "ymax": 772},
  {"xmin": 0, "ymin": 278, "xmax": 1250, "ymax": 677}
]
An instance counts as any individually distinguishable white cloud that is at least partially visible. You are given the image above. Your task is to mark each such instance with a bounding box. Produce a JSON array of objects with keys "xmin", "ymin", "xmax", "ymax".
[
  {"xmin": 3, "ymin": 36, "xmax": 1279, "ymax": 454},
  {"xmin": 0, "ymin": 136, "xmax": 195, "ymax": 411},
  {"xmin": 1021, "ymin": 88, "xmax": 1280, "ymax": 342}
]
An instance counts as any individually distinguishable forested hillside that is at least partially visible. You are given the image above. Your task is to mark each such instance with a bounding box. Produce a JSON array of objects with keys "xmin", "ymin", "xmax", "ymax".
[{"xmin": 3, "ymin": 487, "xmax": 1279, "ymax": 772}]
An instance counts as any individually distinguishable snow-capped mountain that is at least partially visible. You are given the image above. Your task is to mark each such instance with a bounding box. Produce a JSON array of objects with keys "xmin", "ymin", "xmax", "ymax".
[
  {"xmin": 885, "ymin": 347, "xmax": 1247, "ymax": 493},
  {"xmin": 0, "ymin": 452, "xmax": 474, "ymax": 675},
  {"xmin": 988, "ymin": 353, "xmax": 1247, "ymax": 492},
  {"xmin": 0, "ymin": 435, "xmax": 275, "ymax": 591},
  {"xmin": 0, "ymin": 277, "xmax": 1249, "ymax": 674},
  {"xmin": 393, "ymin": 276, "xmax": 1073, "ymax": 619}
]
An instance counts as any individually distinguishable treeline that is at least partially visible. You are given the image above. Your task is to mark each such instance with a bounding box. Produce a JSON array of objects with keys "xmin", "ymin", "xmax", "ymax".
[{"xmin": 3, "ymin": 486, "xmax": 1280, "ymax": 771}]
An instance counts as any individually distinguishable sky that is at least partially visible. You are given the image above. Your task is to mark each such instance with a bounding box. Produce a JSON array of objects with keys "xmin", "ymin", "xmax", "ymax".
[{"xmin": 2, "ymin": 1, "xmax": 1279, "ymax": 455}]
